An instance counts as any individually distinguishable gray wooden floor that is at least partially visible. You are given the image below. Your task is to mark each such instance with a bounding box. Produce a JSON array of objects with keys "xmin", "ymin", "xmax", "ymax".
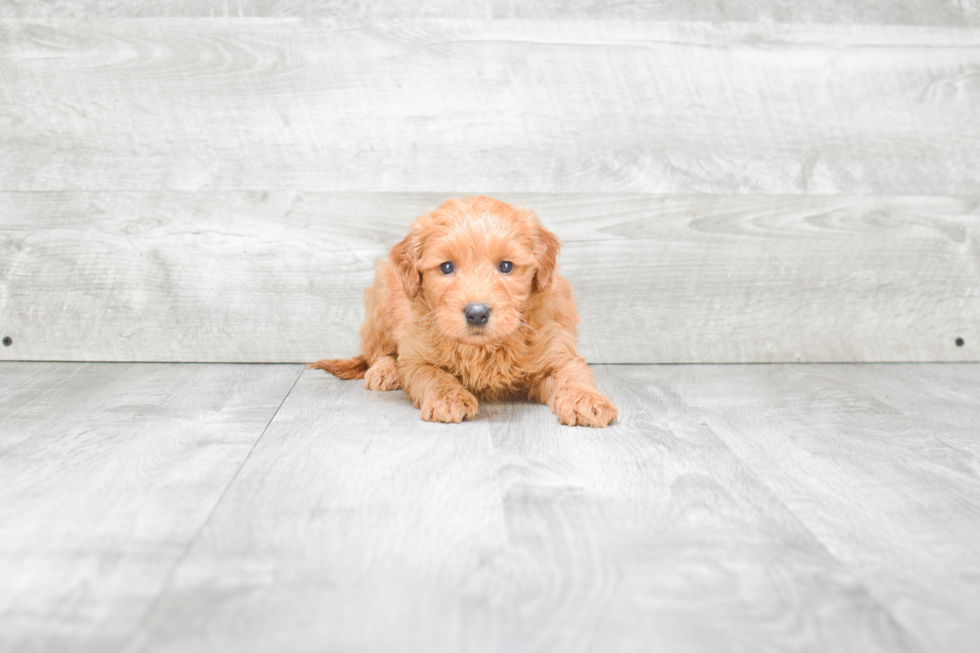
[{"xmin": 2, "ymin": 361, "xmax": 978, "ymax": 653}]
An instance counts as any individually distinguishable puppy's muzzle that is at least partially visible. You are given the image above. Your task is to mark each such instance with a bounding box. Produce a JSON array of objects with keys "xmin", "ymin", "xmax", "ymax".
[{"xmin": 464, "ymin": 303, "xmax": 491, "ymax": 326}]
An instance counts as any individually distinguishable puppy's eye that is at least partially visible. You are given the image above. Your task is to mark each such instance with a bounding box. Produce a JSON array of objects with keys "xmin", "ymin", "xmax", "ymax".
[
  {"xmin": 498, "ymin": 261, "xmax": 514, "ymax": 274},
  {"xmin": 439, "ymin": 261, "xmax": 454, "ymax": 275}
]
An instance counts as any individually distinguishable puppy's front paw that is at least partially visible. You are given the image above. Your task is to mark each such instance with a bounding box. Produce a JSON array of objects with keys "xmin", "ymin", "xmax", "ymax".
[
  {"xmin": 420, "ymin": 389, "xmax": 479, "ymax": 423},
  {"xmin": 364, "ymin": 357, "xmax": 400, "ymax": 391},
  {"xmin": 553, "ymin": 390, "xmax": 618, "ymax": 428}
]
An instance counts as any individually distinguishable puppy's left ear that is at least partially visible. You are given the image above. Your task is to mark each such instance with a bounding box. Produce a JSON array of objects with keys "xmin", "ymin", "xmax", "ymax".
[{"xmin": 533, "ymin": 224, "xmax": 561, "ymax": 293}]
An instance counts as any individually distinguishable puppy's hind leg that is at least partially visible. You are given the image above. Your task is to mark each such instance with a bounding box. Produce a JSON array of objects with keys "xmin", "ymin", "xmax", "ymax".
[{"xmin": 364, "ymin": 355, "xmax": 400, "ymax": 391}]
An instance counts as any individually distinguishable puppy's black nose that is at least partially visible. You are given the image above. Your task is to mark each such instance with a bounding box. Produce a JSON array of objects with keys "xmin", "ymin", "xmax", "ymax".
[{"xmin": 464, "ymin": 303, "xmax": 491, "ymax": 326}]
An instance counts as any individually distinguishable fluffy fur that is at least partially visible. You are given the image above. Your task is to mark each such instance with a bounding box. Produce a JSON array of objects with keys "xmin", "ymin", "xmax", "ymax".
[{"xmin": 310, "ymin": 196, "xmax": 617, "ymax": 427}]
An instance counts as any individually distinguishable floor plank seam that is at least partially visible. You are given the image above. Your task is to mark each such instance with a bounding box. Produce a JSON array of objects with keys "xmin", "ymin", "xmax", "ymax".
[
  {"xmin": 662, "ymin": 383, "xmax": 934, "ymax": 653},
  {"xmin": 113, "ymin": 364, "xmax": 306, "ymax": 653},
  {"xmin": 720, "ymin": 442, "xmax": 935, "ymax": 652},
  {"xmin": 483, "ymin": 405, "xmax": 516, "ymax": 558}
]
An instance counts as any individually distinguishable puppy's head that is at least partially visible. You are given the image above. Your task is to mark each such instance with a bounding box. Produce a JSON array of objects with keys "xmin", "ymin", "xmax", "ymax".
[{"xmin": 389, "ymin": 196, "xmax": 560, "ymax": 346}]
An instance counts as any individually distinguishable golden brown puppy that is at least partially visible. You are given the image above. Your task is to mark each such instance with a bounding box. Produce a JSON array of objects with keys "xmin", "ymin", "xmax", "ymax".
[{"xmin": 311, "ymin": 196, "xmax": 617, "ymax": 427}]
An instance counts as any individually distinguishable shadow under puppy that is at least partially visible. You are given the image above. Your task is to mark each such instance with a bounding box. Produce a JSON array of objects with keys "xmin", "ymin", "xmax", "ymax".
[{"xmin": 311, "ymin": 196, "xmax": 617, "ymax": 427}]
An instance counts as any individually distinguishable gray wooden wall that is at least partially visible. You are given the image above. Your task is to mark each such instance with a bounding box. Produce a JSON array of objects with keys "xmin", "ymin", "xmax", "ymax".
[{"xmin": 1, "ymin": 1, "xmax": 978, "ymax": 363}]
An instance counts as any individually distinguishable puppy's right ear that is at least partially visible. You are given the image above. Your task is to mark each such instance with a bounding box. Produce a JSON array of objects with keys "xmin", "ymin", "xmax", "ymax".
[{"xmin": 389, "ymin": 234, "xmax": 421, "ymax": 300}]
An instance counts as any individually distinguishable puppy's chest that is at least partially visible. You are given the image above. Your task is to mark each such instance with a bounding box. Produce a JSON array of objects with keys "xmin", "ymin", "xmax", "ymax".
[{"xmin": 443, "ymin": 344, "xmax": 537, "ymax": 399}]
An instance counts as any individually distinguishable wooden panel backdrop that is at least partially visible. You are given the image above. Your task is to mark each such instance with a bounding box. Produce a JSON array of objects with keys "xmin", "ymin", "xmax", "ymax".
[
  {"xmin": 1, "ymin": 12, "xmax": 978, "ymax": 362},
  {"xmin": 2, "ymin": 1, "xmax": 980, "ymax": 23}
]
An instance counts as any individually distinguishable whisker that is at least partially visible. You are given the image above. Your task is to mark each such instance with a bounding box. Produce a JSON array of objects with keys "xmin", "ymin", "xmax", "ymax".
[
  {"xmin": 518, "ymin": 320, "xmax": 539, "ymax": 336},
  {"xmin": 418, "ymin": 310, "xmax": 439, "ymax": 330}
]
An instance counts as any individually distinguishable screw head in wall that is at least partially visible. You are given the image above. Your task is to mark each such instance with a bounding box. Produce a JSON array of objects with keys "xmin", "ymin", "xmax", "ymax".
[{"xmin": 2, "ymin": 337, "xmax": 11, "ymax": 347}]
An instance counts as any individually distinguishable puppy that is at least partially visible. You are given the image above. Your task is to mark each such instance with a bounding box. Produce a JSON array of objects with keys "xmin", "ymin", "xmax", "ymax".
[{"xmin": 311, "ymin": 196, "xmax": 617, "ymax": 427}]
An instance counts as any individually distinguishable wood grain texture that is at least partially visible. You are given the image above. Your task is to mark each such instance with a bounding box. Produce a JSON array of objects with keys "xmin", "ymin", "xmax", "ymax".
[
  {"xmin": 839, "ymin": 364, "xmax": 980, "ymax": 457},
  {"xmin": 666, "ymin": 363, "xmax": 980, "ymax": 653},
  {"xmin": 478, "ymin": 368, "xmax": 921, "ymax": 653},
  {"xmin": 2, "ymin": 19, "xmax": 980, "ymax": 195},
  {"xmin": 123, "ymin": 365, "xmax": 922, "ymax": 653},
  {"xmin": 1, "ymin": 192, "xmax": 976, "ymax": 363},
  {"xmin": 2, "ymin": 0, "xmax": 979, "ymax": 25},
  {"xmin": 0, "ymin": 361, "xmax": 302, "ymax": 653},
  {"xmin": 122, "ymin": 366, "xmax": 512, "ymax": 653}
]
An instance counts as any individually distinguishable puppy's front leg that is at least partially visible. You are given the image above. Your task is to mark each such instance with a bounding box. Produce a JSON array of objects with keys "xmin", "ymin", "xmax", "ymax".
[
  {"xmin": 398, "ymin": 360, "xmax": 478, "ymax": 423},
  {"xmin": 532, "ymin": 358, "xmax": 618, "ymax": 428}
]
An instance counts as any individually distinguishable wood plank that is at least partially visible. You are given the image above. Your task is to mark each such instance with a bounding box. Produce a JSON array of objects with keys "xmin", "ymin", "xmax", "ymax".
[
  {"xmin": 0, "ymin": 361, "xmax": 302, "ymax": 653},
  {"xmin": 564, "ymin": 196, "xmax": 979, "ymax": 364},
  {"xmin": 838, "ymin": 363, "xmax": 980, "ymax": 457},
  {"xmin": 124, "ymin": 365, "xmax": 923, "ymax": 652},
  {"xmin": 666, "ymin": 363, "xmax": 980, "ymax": 653},
  {"xmin": 3, "ymin": 1, "xmax": 979, "ymax": 25},
  {"xmin": 478, "ymin": 367, "xmax": 925, "ymax": 652},
  {"xmin": 2, "ymin": 192, "xmax": 976, "ymax": 363},
  {"xmin": 2, "ymin": 19, "xmax": 979, "ymax": 195},
  {"xmin": 122, "ymin": 366, "xmax": 513, "ymax": 653}
]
